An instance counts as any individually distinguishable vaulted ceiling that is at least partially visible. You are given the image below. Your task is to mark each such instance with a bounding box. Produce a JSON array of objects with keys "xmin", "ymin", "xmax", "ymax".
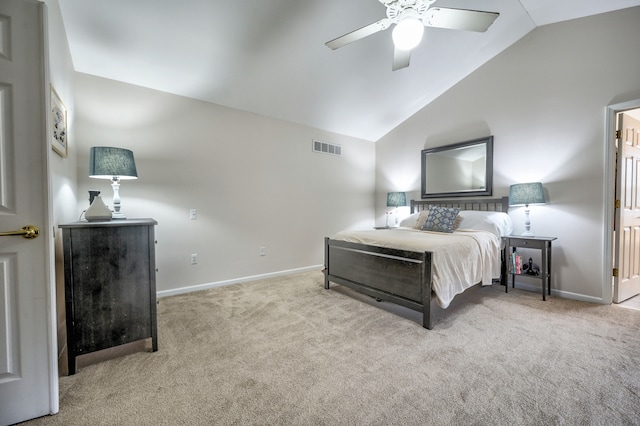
[{"xmin": 58, "ymin": 0, "xmax": 640, "ymax": 141}]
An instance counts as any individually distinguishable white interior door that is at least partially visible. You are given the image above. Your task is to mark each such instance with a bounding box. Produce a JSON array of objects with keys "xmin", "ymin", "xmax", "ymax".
[
  {"xmin": 0, "ymin": 0, "xmax": 56, "ymax": 424},
  {"xmin": 613, "ymin": 111, "xmax": 640, "ymax": 303}
]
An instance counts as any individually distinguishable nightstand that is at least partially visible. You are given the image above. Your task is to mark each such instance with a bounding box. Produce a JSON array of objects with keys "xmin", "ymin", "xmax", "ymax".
[{"xmin": 501, "ymin": 235, "xmax": 557, "ymax": 300}]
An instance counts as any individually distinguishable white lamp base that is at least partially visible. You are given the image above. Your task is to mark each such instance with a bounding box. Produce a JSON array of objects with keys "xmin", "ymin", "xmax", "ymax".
[
  {"xmin": 522, "ymin": 205, "xmax": 533, "ymax": 236},
  {"xmin": 111, "ymin": 178, "xmax": 126, "ymax": 220}
]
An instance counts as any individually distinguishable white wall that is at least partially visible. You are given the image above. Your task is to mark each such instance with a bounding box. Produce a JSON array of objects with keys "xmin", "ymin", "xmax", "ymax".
[
  {"xmin": 375, "ymin": 7, "xmax": 640, "ymax": 302},
  {"xmin": 45, "ymin": 0, "xmax": 77, "ymax": 220},
  {"xmin": 42, "ymin": 0, "xmax": 78, "ymax": 369},
  {"xmin": 73, "ymin": 73, "xmax": 375, "ymax": 293}
]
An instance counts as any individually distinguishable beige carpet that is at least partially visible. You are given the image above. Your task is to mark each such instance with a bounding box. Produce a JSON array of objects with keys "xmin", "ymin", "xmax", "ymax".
[{"xmin": 24, "ymin": 271, "xmax": 640, "ymax": 425}]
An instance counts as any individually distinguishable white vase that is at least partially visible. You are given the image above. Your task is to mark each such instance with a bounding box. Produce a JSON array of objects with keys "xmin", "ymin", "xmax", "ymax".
[{"xmin": 85, "ymin": 195, "xmax": 112, "ymax": 221}]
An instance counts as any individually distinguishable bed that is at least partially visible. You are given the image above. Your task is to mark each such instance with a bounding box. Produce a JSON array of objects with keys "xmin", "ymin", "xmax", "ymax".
[{"xmin": 324, "ymin": 197, "xmax": 511, "ymax": 329}]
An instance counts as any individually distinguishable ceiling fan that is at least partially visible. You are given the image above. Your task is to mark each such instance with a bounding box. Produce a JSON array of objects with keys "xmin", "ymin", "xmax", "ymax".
[{"xmin": 325, "ymin": 0, "xmax": 499, "ymax": 71}]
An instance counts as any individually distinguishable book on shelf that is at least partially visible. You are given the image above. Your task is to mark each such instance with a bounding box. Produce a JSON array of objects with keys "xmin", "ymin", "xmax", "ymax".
[{"xmin": 510, "ymin": 252, "xmax": 522, "ymax": 274}]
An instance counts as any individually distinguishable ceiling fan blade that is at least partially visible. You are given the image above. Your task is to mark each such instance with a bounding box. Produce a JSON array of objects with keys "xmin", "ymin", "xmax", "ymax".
[
  {"xmin": 326, "ymin": 19, "xmax": 391, "ymax": 50},
  {"xmin": 392, "ymin": 48, "xmax": 411, "ymax": 71},
  {"xmin": 424, "ymin": 7, "xmax": 499, "ymax": 32}
]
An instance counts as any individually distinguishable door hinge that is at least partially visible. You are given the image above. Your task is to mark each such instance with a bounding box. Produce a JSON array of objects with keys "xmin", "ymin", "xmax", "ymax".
[
  {"xmin": 613, "ymin": 268, "xmax": 619, "ymax": 277},
  {"xmin": 615, "ymin": 130, "xmax": 621, "ymax": 139},
  {"xmin": 615, "ymin": 199, "xmax": 620, "ymax": 209}
]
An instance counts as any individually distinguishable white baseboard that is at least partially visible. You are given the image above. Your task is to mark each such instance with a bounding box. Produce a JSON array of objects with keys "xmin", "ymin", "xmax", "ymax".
[
  {"xmin": 156, "ymin": 265, "xmax": 324, "ymax": 298},
  {"xmin": 510, "ymin": 281, "xmax": 605, "ymax": 304},
  {"xmin": 158, "ymin": 267, "xmax": 606, "ymax": 305}
]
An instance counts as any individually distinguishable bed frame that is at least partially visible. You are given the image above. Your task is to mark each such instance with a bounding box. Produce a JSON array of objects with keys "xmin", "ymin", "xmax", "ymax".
[{"xmin": 324, "ymin": 196, "xmax": 509, "ymax": 329}]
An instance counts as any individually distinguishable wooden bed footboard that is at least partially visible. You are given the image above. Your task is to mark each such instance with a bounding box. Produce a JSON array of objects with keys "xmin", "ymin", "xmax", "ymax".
[{"xmin": 324, "ymin": 237, "xmax": 434, "ymax": 329}]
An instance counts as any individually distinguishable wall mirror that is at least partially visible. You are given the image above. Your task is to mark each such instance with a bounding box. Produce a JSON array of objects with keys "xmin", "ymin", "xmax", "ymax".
[{"xmin": 421, "ymin": 136, "xmax": 493, "ymax": 198}]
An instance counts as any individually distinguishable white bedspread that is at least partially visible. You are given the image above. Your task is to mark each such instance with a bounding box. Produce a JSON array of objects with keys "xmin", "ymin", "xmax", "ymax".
[{"xmin": 332, "ymin": 227, "xmax": 502, "ymax": 309}]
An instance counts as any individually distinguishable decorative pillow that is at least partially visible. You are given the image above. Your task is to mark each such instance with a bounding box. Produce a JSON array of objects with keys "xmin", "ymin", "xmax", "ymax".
[
  {"xmin": 415, "ymin": 210, "xmax": 429, "ymax": 230},
  {"xmin": 421, "ymin": 205, "xmax": 460, "ymax": 233}
]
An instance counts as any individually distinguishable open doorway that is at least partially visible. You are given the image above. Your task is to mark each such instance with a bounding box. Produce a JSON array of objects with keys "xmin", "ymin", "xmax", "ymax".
[{"xmin": 606, "ymin": 102, "xmax": 640, "ymax": 310}]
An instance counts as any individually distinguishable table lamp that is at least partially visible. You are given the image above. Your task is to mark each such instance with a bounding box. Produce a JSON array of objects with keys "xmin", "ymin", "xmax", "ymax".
[
  {"xmin": 509, "ymin": 182, "xmax": 546, "ymax": 236},
  {"xmin": 89, "ymin": 147, "xmax": 138, "ymax": 219},
  {"xmin": 387, "ymin": 192, "xmax": 407, "ymax": 226}
]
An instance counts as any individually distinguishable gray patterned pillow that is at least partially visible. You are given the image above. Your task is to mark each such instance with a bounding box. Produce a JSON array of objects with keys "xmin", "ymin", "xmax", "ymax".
[{"xmin": 421, "ymin": 205, "xmax": 460, "ymax": 233}]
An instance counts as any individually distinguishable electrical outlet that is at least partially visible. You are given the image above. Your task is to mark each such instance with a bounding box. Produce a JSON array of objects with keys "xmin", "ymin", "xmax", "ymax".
[
  {"xmin": 259, "ymin": 246, "xmax": 266, "ymax": 256},
  {"xmin": 189, "ymin": 209, "xmax": 197, "ymax": 220},
  {"xmin": 191, "ymin": 253, "xmax": 198, "ymax": 264}
]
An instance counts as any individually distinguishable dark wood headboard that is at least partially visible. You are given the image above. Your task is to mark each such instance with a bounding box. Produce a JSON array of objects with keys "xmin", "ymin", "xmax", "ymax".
[{"xmin": 410, "ymin": 196, "xmax": 509, "ymax": 214}]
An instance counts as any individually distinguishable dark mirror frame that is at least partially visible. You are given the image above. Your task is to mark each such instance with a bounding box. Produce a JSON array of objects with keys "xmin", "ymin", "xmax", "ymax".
[{"xmin": 421, "ymin": 136, "xmax": 494, "ymax": 199}]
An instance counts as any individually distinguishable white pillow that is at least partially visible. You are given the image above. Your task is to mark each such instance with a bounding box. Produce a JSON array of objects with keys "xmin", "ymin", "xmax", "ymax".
[
  {"xmin": 399, "ymin": 210, "xmax": 431, "ymax": 229},
  {"xmin": 456, "ymin": 210, "xmax": 513, "ymax": 237},
  {"xmin": 398, "ymin": 211, "xmax": 421, "ymax": 228}
]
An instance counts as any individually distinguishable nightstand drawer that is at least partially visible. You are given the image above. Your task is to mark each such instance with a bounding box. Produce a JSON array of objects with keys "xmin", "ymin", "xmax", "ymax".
[{"xmin": 507, "ymin": 237, "xmax": 546, "ymax": 249}]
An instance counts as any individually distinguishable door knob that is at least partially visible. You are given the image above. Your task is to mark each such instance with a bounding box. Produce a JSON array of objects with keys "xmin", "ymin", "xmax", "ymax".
[{"xmin": 0, "ymin": 225, "xmax": 40, "ymax": 239}]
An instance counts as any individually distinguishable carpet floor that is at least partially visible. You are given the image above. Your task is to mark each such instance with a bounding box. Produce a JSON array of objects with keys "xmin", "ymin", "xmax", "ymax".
[{"xmin": 23, "ymin": 271, "xmax": 640, "ymax": 425}]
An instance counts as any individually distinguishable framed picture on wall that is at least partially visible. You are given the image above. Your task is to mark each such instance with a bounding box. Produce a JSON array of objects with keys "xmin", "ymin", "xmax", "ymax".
[{"xmin": 50, "ymin": 85, "xmax": 68, "ymax": 158}]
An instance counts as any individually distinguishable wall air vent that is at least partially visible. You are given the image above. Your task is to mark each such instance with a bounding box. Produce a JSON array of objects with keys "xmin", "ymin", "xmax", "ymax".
[{"xmin": 312, "ymin": 140, "xmax": 342, "ymax": 157}]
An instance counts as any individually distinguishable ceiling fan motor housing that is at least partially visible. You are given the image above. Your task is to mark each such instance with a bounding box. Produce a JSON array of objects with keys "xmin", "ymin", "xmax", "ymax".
[{"xmin": 382, "ymin": 0, "xmax": 434, "ymax": 23}]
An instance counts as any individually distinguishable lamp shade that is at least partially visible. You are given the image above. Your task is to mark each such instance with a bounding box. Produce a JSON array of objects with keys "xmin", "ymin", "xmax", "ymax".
[
  {"xmin": 89, "ymin": 147, "xmax": 138, "ymax": 180},
  {"xmin": 387, "ymin": 192, "xmax": 407, "ymax": 207},
  {"xmin": 509, "ymin": 182, "xmax": 545, "ymax": 206}
]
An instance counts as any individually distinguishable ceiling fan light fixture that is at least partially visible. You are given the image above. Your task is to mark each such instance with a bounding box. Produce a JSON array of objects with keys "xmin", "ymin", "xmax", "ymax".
[{"xmin": 392, "ymin": 18, "xmax": 424, "ymax": 51}]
